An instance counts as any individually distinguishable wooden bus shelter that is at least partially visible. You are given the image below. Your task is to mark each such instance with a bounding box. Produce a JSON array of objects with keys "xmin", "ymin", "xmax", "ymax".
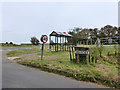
[{"xmin": 49, "ymin": 31, "xmax": 73, "ymax": 52}]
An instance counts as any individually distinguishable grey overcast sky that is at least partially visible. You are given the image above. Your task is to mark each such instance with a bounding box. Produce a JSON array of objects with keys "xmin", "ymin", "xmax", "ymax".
[{"xmin": 2, "ymin": 2, "xmax": 118, "ymax": 44}]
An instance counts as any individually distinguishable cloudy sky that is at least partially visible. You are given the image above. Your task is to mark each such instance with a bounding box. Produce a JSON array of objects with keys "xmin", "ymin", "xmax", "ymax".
[{"xmin": 2, "ymin": 2, "xmax": 118, "ymax": 44}]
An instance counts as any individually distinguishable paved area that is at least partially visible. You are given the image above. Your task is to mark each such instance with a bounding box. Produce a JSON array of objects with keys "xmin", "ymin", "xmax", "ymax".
[{"xmin": 2, "ymin": 47, "xmax": 108, "ymax": 88}]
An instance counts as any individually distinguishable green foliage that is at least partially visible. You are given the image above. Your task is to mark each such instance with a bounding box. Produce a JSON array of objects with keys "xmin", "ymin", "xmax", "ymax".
[
  {"xmin": 89, "ymin": 44, "xmax": 104, "ymax": 65},
  {"xmin": 89, "ymin": 47, "xmax": 99, "ymax": 64},
  {"xmin": 100, "ymin": 25, "xmax": 118, "ymax": 38}
]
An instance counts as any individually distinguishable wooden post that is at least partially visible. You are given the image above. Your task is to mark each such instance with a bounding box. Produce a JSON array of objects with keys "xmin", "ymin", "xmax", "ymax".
[
  {"xmin": 55, "ymin": 36, "xmax": 56, "ymax": 52},
  {"xmin": 49, "ymin": 36, "xmax": 51, "ymax": 51},
  {"xmin": 86, "ymin": 55, "xmax": 89, "ymax": 65},
  {"xmin": 77, "ymin": 54, "xmax": 79, "ymax": 63},
  {"xmin": 69, "ymin": 47, "xmax": 72, "ymax": 61},
  {"xmin": 72, "ymin": 47, "xmax": 74, "ymax": 59}
]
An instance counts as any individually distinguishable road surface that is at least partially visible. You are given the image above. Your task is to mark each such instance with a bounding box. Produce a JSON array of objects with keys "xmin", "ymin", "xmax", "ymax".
[{"xmin": 2, "ymin": 47, "xmax": 108, "ymax": 88}]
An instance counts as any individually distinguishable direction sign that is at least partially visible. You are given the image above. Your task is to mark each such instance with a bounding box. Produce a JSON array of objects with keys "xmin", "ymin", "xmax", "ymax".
[{"xmin": 75, "ymin": 50, "xmax": 89, "ymax": 55}]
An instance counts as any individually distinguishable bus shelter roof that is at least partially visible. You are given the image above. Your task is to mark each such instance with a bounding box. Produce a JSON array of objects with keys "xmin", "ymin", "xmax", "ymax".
[{"xmin": 49, "ymin": 31, "xmax": 72, "ymax": 37}]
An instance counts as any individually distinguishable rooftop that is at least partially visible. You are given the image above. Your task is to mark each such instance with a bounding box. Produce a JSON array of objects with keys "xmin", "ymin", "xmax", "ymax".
[{"xmin": 49, "ymin": 31, "xmax": 72, "ymax": 37}]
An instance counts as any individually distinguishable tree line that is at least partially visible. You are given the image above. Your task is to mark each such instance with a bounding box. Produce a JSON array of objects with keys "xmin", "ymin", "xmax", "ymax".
[{"xmin": 68, "ymin": 25, "xmax": 120, "ymax": 45}]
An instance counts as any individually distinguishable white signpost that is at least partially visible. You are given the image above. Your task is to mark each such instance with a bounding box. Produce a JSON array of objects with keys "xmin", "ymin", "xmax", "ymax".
[
  {"xmin": 40, "ymin": 35, "xmax": 48, "ymax": 60},
  {"xmin": 75, "ymin": 50, "xmax": 89, "ymax": 55}
]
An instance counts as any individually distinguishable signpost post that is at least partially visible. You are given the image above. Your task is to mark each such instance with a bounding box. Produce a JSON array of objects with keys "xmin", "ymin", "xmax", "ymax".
[{"xmin": 40, "ymin": 35, "xmax": 48, "ymax": 60}]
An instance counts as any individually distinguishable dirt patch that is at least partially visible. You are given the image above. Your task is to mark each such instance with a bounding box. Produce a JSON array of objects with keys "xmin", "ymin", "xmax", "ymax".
[{"xmin": 8, "ymin": 57, "xmax": 20, "ymax": 60}]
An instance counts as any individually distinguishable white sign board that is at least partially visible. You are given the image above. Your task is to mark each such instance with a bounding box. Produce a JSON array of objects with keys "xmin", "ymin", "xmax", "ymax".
[{"xmin": 75, "ymin": 50, "xmax": 89, "ymax": 54}]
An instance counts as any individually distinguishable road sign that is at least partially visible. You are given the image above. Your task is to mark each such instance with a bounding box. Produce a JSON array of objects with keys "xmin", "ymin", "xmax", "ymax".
[
  {"xmin": 41, "ymin": 35, "xmax": 48, "ymax": 43},
  {"xmin": 40, "ymin": 35, "xmax": 48, "ymax": 60}
]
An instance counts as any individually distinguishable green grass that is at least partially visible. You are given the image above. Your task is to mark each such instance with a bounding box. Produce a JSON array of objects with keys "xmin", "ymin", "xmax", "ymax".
[
  {"xmin": 7, "ymin": 48, "xmax": 41, "ymax": 57},
  {"xmin": 37, "ymin": 51, "xmax": 67, "ymax": 56}
]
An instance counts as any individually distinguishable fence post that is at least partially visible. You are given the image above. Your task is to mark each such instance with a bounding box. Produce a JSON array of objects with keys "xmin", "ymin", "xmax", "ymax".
[
  {"xmin": 72, "ymin": 47, "xmax": 74, "ymax": 59},
  {"xmin": 77, "ymin": 54, "xmax": 79, "ymax": 63},
  {"xmin": 86, "ymin": 55, "xmax": 89, "ymax": 65},
  {"xmin": 69, "ymin": 47, "xmax": 72, "ymax": 61}
]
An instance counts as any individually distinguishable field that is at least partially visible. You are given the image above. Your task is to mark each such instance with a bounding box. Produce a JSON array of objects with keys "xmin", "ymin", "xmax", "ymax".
[{"xmin": 6, "ymin": 44, "xmax": 120, "ymax": 88}]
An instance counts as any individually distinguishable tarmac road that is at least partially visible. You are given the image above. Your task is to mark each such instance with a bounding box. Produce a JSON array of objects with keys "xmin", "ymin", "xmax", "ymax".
[{"xmin": 1, "ymin": 47, "xmax": 108, "ymax": 88}]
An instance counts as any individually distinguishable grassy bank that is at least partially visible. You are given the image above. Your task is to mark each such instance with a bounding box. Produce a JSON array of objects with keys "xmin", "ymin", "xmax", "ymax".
[
  {"xmin": 16, "ymin": 51, "xmax": 119, "ymax": 88},
  {"xmin": 7, "ymin": 44, "xmax": 120, "ymax": 88}
]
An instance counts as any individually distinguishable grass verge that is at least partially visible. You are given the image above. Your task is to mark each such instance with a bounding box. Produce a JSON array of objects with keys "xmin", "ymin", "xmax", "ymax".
[
  {"xmin": 16, "ymin": 51, "xmax": 120, "ymax": 89},
  {"xmin": 7, "ymin": 48, "xmax": 41, "ymax": 57}
]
